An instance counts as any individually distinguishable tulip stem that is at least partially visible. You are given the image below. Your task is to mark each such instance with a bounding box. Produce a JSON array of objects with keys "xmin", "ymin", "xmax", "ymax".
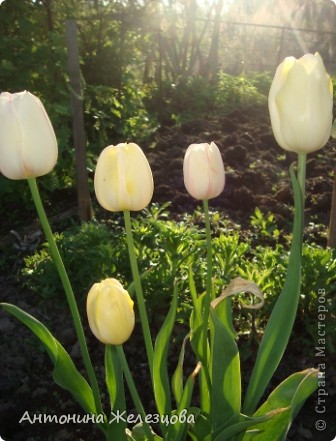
[
  {"xmin": 203, "ymin": 199, "xmax": 214, "ymax": 301},
  {"xmin": 197, "ymin": 199, "xmax": 214, "ymax": 410},
  {"xmin": 116, "ymin": 345, "xmax": 155, "ymax": 441},
  {"xmin": 27, "ymin": 178, "xmax": 103, "ymax": 416},
  {"xmin": 123, "ymin": 210, "xmax": 154, "ymax": 378},
  {"xmin": 297, "ymin": 152, "xmax": 307, "ymax": 209}
]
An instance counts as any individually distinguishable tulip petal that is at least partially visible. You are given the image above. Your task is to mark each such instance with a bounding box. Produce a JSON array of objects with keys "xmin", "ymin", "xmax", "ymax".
[
  {"xmin": 0, "ymin": 91, "xmax": 58, "ymax": 179},
  {"xmin": 183, "ymin": 142, "xmax": 225, "ymax": 200},
  {"xmin": 0, "ymin": 93, "xmax": 25, "ymax": 179},
  {"xmin": 16, "ymin": 92, "xmax": 58, "ymax": 177},
  {"xmin": 94, "ymin": 143, "xmax": 153, "ymax": 212},
  {"xmin": 87, "ymin": 278, "xmax": 135, "ymax": 345},
  {"xmin": 268, "ymin": 53, "xmax": 333, "ymax": 154}
]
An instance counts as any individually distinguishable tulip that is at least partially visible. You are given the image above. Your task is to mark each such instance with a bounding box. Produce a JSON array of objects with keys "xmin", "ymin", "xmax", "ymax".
[
  {"xmin": 94, "ymin": 142, "xmax": 154, "ymax": 211},
  {"xmin": 268, "ymin": 52, "xmax": 333, "ymax": 153},
  {"xmin": 87, "ymin": 278, "xmax": 135, "ymax": 345},
  {"xmin": 0, "ymin": 91, "xmax": 58, "ymax": 179},
  {"xmin": 183, "ymin": 142, "xmax": 225, "ymax": 200}
]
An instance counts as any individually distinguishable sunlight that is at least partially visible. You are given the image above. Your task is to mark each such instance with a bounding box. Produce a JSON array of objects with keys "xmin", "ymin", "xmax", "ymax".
[{"xmin": 196, "ymin": 0, "xmax": 235, "ymax": 13}]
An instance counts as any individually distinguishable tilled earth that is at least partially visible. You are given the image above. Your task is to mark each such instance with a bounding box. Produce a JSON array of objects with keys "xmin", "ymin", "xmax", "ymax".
[
  {"xmin": 0, "ymin": 105, "xmax": 335, "ymax": 440},
  {"xmin": 147, "ymin": 106, "xmax": 334, "ymax": 234}
]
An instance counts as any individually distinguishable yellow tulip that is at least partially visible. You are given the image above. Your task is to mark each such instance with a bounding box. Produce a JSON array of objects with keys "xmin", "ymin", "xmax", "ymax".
[
  {"xmin": 183, "ymin": 142, "xmax": 225, "ymax": 200},
  {"xmin": 87, "ymin": 278, "xmax": 135, "ymax": 345},
  {"xmin": 268, "ymin": 53, "xmax": 333, "ymax": 153},
  {"xmin": 94, "ymin": 142, "xmax": 154, "ymax": 211},
  {"xmin": 0, "ymin": 91, "xmax": 58, "ymax": 179}
]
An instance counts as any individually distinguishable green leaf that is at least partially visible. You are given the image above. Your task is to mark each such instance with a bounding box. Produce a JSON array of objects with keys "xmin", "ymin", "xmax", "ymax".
[
  {"xmin": 243, "ymin": 163, "xmax": 304, "ymax": 415},
  {"xmin": 209, "ymin": 306, "xmax": 241, "ymax": 431},
  {"xmin": 241, "ymin": 368, "xmax": 319, "ymax": 441},
  {"xmin": 189, "ymin": 269, "xmax": 211, "ymax": 414},
  {"xmin": 171, "ymin": 334, "xmax": 189, "ymax": 405},
  {"xmin": 214, "ymin": 409, "xmax": 289, "ymax": 441},
  {"xmin": 189, "ymin": 295, "xmax": 208, "ymax": 362},
  {"xmin": 1, "ymin": 303, "xmax": 96, "ymax": 415},
  {"xmin": 105, "ymin": 344, "xmax": 127, "ymax": 440},
  {"xmin": 166, "ymin": 367, "xmax": 201, "ymax": 441},
  {"xmin": 153, "ymin": 284, "xmax": 178, "ymax": 426},
  {"xmin": 130, "ymin": 423, "xmax": 163, "ymax": 441},
  {"xmin": 188, "ymin": 412, "xmax": 212, "ymax": 441}
]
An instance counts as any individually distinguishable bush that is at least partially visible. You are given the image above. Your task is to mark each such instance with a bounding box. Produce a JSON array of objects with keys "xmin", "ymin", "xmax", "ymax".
[{"xmin": 22, "ymin": 206, "xmax": 336, "ymax": 344}]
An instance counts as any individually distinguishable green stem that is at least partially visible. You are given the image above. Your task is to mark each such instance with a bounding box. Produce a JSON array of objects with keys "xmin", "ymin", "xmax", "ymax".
[
  {"xmin": 105, "ymin": 345, "xmax": 127, "ymax": 441},
  {"xmin": 27, "ymin": 178, "xmax": 103, "ymax": 416},
  {"xmin": 116, "ymin": 345, "xmax": 155, "ymax": 441},
  {"xmin": 297, "ymin": 152, "xmax": 307, "ymax": 212},
  {"xmin": 198, "ymin": 199, "xmax": 213, "ymax": 409},
  {"xmin": 123, "ymin": 210, "xmax": 154, "ymax": 377},
  {"xmin": 243, "ymin": 156, "xmax": 306, "ymax": 416},
  {"xmin": 203, "ymin": 199, "xmax": 214, "ymax": 301}
]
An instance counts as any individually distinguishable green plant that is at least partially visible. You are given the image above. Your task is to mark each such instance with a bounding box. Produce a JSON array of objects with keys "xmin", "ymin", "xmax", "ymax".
[
  {"xmin": 215, "ymin": 72, "xmax": 268, "ymax": 112},
  {"xmin": 250, "ymin": 207, "xmax": 280, "ymax": 240},
  {"xmin": 85, "ymin": 81, "xmax": 158, "ymax": 151}
]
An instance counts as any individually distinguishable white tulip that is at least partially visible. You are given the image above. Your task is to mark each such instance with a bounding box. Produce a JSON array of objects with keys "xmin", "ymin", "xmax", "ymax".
[
  {"xmin": 268, "ymin": 53, "xmax": 333, "ymax": 153},
  {"xmin": 183, "ymin": 142, "xmax": 225, "ymax": 200},
  {"xmin": 0, "ymin": 91, "xmax": 58, "ymax": 179}
]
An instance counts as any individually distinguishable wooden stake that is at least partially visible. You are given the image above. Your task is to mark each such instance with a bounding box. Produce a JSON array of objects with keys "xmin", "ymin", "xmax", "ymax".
[{"xmin": 65, "ymin": 18, "xmax": 93, "ymax": 222}]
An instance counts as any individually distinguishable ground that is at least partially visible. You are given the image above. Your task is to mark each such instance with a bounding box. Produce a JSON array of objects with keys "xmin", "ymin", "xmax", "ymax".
[{"xmin": 0, "ymin": 105, "xmax": 335, "ymax": 440}]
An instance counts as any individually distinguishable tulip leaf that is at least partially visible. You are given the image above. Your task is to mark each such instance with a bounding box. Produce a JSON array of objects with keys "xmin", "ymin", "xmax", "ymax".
[
  {"xmin": 129, "ymin": 423, "xmax": 163, "ymax": 441},
  {"xmin": 189, "ymin": 291, "xmax": 211, "ymax": 414},
  {"xmin": 188, "ymin": 268, "xmax": 212, "ymax": 415},
  {"xmin": 166, "ymin": 368, "xmax": 200, "ymax": 441},
  {"xmin": 171, "ymin": 333, "xmax": 189, "ymax": 405},
  {"xmin": 241, "ymin": 368, "xmax": 319, "ymax": 441},
  {"xmin": 209, "ymin": 306, "xmax": 241, "ymax": 431},
  {"xmin": 243, "ymin": 163, "xmax": 304, "ymax": 415},
  {"xmin": 213, "ymin": 408, "xmax": 289, "ymax": 441},
  {"xmin": 153, "ymin": 283, "xmax": 178, "ymax": 432},
  {"xmin": 1, "ymin": 302, "xmax": 97, "ymax": 415},
  {"xmin": 105, "ymin": 344, "xmax": 127, "ymax": 440},
  {"xmin": 188, "ymin": 412, "xmax": 212, "ymax": 441}
]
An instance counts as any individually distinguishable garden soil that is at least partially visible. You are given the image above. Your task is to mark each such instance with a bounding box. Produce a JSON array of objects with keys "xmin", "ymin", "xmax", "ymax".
[{"xmin": 0, "ymin": 106, "xmax": 335, "ymax": 440}]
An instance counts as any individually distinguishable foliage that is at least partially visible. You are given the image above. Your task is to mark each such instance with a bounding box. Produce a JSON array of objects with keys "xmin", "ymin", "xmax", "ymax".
[
  {"xmin": 147, "ymin": 77, "xmax": 217, "ymax": 124},
  {"xmin": 146, "ymin": 71, "xmax": 271, "ymax": 124},
  {"xmin": 215, "ymin": 72, "xmax": 270, "ymax": 113},
  {"xmin": 250, "ymin": 207, "xmax": 280, "ymax": 240},
  {"xmin": 84, "ymin": 81, "xmax": 158, "ymax": 151},
  {"xmin": 22, "ymin": 206, "xmax": 336, "ymax": 345}
]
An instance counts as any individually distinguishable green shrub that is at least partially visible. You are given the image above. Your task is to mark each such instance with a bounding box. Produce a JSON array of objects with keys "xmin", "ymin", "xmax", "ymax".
[
  {"xmin": 215, "ymin": 72, "xmax": 269, "ymax": 112},
  {"xmin": 84, "ymin": 81, "xmax": 158, "ymax": 152},
  {"xmin": 22, "ymin": 206, "xmax": 335, "ymax": 344}
]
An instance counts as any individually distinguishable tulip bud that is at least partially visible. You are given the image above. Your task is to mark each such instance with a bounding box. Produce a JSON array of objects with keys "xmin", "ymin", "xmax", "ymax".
[
  {"xmin": 87, "ymin": 278, "xmax": 135, "ymax": 345},
  {"xmin": 94, "ymin": 142, "xmax": 154, "ymax": 212},
  {"xmin": 0, "ymin": 91, "xmax": 58, "ymax": 180},
  {"xmin": 183, "ymin": 142, "xmax": 225, "ymax": 200},
  {"xmin": 268, "ymin": 52, "xmax": 333, "ymax": 153}
]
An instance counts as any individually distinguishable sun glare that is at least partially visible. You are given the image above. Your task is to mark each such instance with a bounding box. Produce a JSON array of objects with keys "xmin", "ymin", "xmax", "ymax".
[{"xmin": 196, "ymin": 0, "xmax": 235, "ymax": 13}]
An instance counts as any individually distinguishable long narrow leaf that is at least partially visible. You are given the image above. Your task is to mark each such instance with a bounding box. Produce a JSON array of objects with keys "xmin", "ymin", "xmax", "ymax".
[
  {"xmin": 210, "ymin": 307, "xmax": 241, "ymax": 431},
  {"xmin": 153, "ymin": 284, "xmax": 178, "ymax": 427},
  {"xmin": 242, "ymin": 369, "xmax": 318, "ymax": 441},
  {"xmin": 171, "ymin": 334, "xmax": 190, "ymax": 405},
  {"xmin": 1, "ymin": 303, "xmax": 96, "ymax": 415},
  {"xmin": 214, "ymin": 408, "xmax": 290, "ymax": 441},
  {"xmin": 189, "ymin": 269, "xmax": 211, "ymax": 413},
  {"xmin": 166, "ymin": 364, "xmax": 201, "ymax": 441},
  {"xmin": 105, "ymin": 344, "xmax": 127, "ymax": 440},
  {"xmin": 243, "ymin": 164, "xmax": 303, "ymax": 414},
  {"xmin": 188, "ymin": 412, "xmax": 212, "ymax": 441}
]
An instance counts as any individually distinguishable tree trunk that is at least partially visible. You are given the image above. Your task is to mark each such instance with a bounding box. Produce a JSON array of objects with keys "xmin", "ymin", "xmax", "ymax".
[{"xmin": 65, "ymin": 19, "xmax": 93, "ymax": 223}]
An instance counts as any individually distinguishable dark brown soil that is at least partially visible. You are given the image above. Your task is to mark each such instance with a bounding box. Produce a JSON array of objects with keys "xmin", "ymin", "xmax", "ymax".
[
  {"xmin": 146, "ymin": 106, "xmax": 335, "ymax": 238},
  {"xmin": 0, "ymin": 106, "xmax": 335, "ymax": 440}
]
